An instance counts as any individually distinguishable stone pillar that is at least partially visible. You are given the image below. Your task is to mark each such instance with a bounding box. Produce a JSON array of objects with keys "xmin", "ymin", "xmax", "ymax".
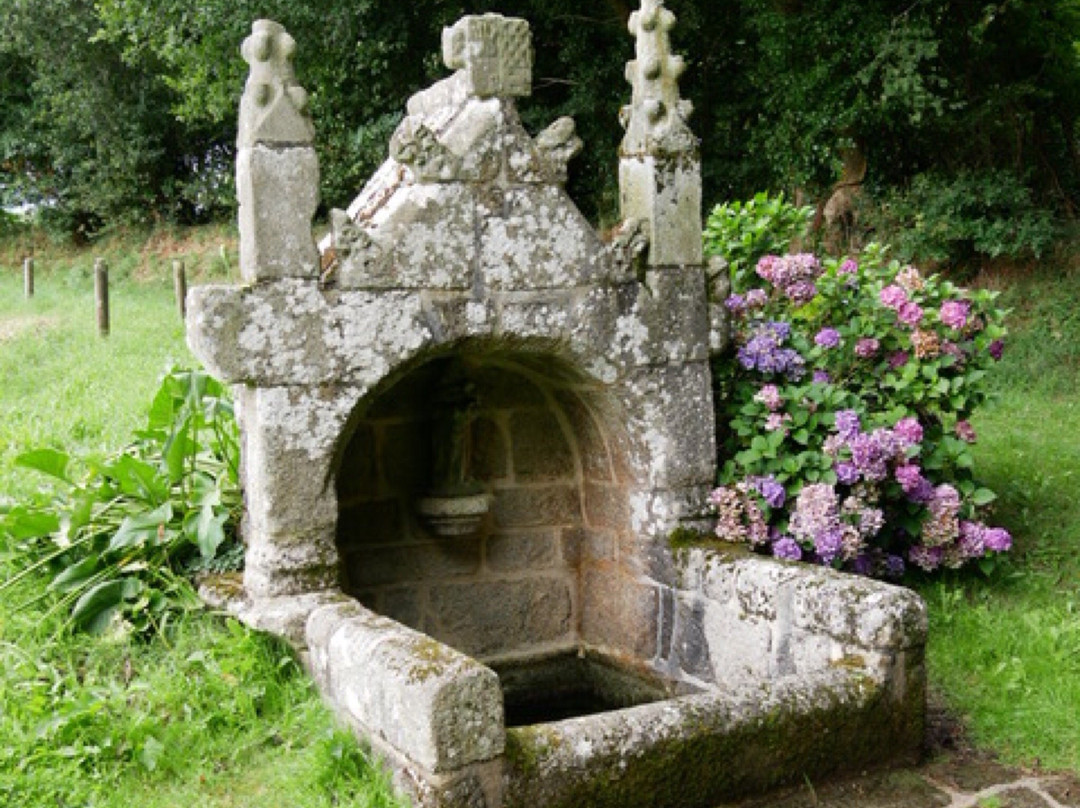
[
  {"xmin": 236, "ymin": 20, "xmax": 320, "ymax": 282},
  {"xmin": 618, "ymin": 0, "xmax": 702, "ymax": 268}
]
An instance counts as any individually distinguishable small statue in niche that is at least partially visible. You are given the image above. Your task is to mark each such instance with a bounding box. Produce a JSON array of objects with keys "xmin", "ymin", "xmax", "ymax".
[
  {"xmin": 429, "ymin": 364, "xmax": 483, "ymax": 496},
  {"xmin": 417, "ymin": 361, "xmax": 490, "ymax": 537}
]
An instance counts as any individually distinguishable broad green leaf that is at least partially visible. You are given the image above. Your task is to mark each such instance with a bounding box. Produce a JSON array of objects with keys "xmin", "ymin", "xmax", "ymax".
[
  {"xmin": 111, "ymin": 454, "xmax": 168, "ymax": 503},
  {"xmin": 107, "ymin": 503, "xmax": 174, "ymax": 553},
  {"xmin": 971, "ymin": 488, "xmax": 997, "ymax": 506},
  {"xmin": 2, "ymin": 506, "xmax": 61, "ymax": 539},
  {"xmin": 71, "ymin": 577, "xmax": 141, "ymax": 634},
  {"xmin": 50, "ymin": 556, "xmax": 100, "ymax": 593},
  {"xmin": 184, "ymin": 500, "xmax": 227, "ymax": 560},
  {"xmin": 15, "ymin": 449, "xmax": 72, "ymax": 483}
]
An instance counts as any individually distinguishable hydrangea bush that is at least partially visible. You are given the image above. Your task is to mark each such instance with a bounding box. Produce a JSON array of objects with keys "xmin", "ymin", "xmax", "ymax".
[{"xmin": 710, "ymin": 243, "xmax": 1010, "ymax": 577}]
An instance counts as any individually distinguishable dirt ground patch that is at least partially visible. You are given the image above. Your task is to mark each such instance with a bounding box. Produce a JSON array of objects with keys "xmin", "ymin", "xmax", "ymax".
[{"xmin": 0, "ymin": 315, "xmax": 58, "ymax": 343}]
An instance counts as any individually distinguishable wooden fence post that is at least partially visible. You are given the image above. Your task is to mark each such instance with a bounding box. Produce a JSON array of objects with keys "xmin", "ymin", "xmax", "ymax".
[
  {"xmin": 94, "ymin": 257, "xmax": 109, "ymax": 337},
  {"xmin": 23, "ymin": 257, "xmax": 34, "ymax": 299},
  {"xmin": 173, "ymin": 259, "xmax": 187, "ymax": 320}
]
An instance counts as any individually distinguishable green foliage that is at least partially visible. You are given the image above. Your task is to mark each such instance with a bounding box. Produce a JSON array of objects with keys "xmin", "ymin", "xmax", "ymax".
[
  {"xmin": 703, "ymin": 191, "xmax": 814, "ymax": 289},
  {"xmin": 1, "ymin": 369, "xmax": 241, "ymax": 636},
  {"xmin": 868, "ymin": 170, "xmax": 1059, "ymax": 266},
  {"xmin": 4, "ymin": 0, "xmax": 1078, "ymax": 240}
]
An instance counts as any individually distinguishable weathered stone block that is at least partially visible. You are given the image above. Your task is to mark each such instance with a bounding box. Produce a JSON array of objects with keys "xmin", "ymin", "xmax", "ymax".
[
  {"xmin": 510, "ymin": 409, "xmax": 574, "ymax": 481},
  {"xmin": 581, "ymin": 568, "xmax": 659, "ymax": 660},
  {"xmin": 350, "ymin": 183, "xmax": 476, "ymax": 290},
  {"xmin": 497, "ymin": 293, "xmax": 576, "ymax": 340},
  {"xmin": 582, "ymin": 482, "xmax": 631, "ymax": 531},
  {"xmin": 672, "ymin": 593, "xmax": 712, "ymax": 682},
  {"xmin": 479, "ymin": 186, "xmax": 604, "ymax": 290},
  {"xmin": 701, "ymin": 601, "xmax": 772, "ymax": 682},
  {"xmin": 491, "ymin": 485, "xmax": 580, "ymax": 528},
  {"xmin": 619, "ymin": 154, "xmax": 703, "ymax": 268},
  {"xmin": 623, "ymin": 364, "xmax": 716, "ymax": 490},
  {"xmin": 309, "ymin": 602, "xmax": 505, "ymax": 773},
  {"xmin": 790, "ymin": 572, "xmax": 928, "ymax": 650},
  {"xmin": 485, "ymin": 531, "xmax": 560, "ymax": 572},
  {"xmin": 237, "ymin": 145, "xmax": 320, "ymax": 281},
  {"xmin": 427, "ymin": 577, "xmax": 574, "ymax": 657}
]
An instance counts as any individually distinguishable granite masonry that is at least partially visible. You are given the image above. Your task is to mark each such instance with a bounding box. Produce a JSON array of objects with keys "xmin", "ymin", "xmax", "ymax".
[{"xmin": 188, "ymin": 5, "xmax": 928, "ymax": 807}]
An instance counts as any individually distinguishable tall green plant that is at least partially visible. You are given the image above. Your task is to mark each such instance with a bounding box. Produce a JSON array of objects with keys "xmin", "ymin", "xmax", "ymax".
[
  {"xmin": 0, "ymin": 369, "xmax": 241, "ymax": 635},
  {"xmin": 704, "ymin": 191, "xmax": 814, "ymax": 288}
]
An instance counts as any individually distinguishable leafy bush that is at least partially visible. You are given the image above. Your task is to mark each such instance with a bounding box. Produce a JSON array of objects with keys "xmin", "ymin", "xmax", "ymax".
[
  {"xmin": 0, "ymin": 369, "xmax": 241, "ymax": 635},
  {"xmin": 703, "ymin": 191, "xmax": 814, "ymax": 290},
  {"xmin": 709, "ymin": 240, "xmax": 1011, "ymax": 577},
  {"xmin": 868, "ymin": 170, "xmax": 1058, "ymax": 266}
]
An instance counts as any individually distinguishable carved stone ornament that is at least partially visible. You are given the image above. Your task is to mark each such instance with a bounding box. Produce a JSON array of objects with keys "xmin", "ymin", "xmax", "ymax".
[
  {"xmin": 607, "ymin": 217, "xmax": 650, "ymax": 279},
  {"xmin": 238, "ymin": 20, "xmax": 315, "ymax": 148},
  {"xmin": 621, "ymin": 0, "xmax": 696, "ymax": 157},
  {"xmin": 390, "ymin": 117, "xmax": 463, "ymax": 182},
  {"xmin": 442, "ymin": 14, "xmax": 533, "ymax": 99},
  {"xmin": 535, "ymin": 117, "xmax": 583, "ymax": 181}
]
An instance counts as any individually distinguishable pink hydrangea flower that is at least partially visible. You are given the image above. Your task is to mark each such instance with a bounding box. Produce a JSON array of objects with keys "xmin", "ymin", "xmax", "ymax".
[
  {"xmin": 754, "ymin": 383, "xmax": 783, "ymax": 411},
  {"xmin": 855, "ymin": 337, "xmax": 879, "ymax": 358},
  {"xmin": 939, "ymin": 299, "xmax": 971, "ymax": 330},
  {"xmin": 880, "ymin": 285, "xmax": 908, "ymax": 310},
  {"xmin": 897, "ymin": 300, "xmax": 924, "ymax": 326},
  {"xmin": 955, "ymin": 420, "xmax": 977, "ymax": 442}
]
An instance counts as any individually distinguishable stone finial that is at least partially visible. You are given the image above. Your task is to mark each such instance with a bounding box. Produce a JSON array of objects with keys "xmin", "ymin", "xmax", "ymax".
[
  {"xmin": 441, "ymin": 14, "xmax": 532, "ymax": 99},
  {"xmin": 621, "ymin": 0, "xmax": 695, "ymax": 156},
  {"xmin": 239, "ymin": 20, "xmax": 315, "ymax": 147}
]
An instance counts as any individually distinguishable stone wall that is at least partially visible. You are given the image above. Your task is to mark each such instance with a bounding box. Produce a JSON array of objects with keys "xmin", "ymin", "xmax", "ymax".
[{"xmin": 337, "ymin": 352, "xmax": 628, "ymax": 661}]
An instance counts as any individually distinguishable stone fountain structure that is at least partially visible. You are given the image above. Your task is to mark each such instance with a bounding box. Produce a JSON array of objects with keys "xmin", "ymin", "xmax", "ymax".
[{"xmin": 188, "ymin": 5, "xmax": 927, "ymax": 807}]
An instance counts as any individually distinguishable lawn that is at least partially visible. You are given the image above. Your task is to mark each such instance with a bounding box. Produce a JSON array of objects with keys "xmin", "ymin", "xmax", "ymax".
[
  {"xmin": 1, "ymin": 230, "xmax": 1078, "ymax": 805},
  {"xmin": 0, "ymin": 236, "xmax": 401, "ymax": 807}
]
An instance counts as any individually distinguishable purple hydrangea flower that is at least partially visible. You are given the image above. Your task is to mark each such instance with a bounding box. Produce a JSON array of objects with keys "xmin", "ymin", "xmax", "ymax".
[
  {"xmin": 815, "ymin": 327, "xmax": 841, "ymax": 348},
  {"xmin": 983, "ymin": 527, "xmax": 1012, "ymax": 552},
  {"xmin": 835, "ymin": 461, "xmax": 860, "ymax": 485},
  {"xmin": 752, "ymin": 475, "xmax": 787, "ymax": 509},
  {"xmin": 737, "ymin": 322, "xmax": 804, "ymax": 378},
  {"xmin": 754, "ymin": 383, "xmax": 782, "ymax": 411},
  {"xmin": 908, "ymin": 545, "xmax": 945, "ymax": 572},
  {"xmin": 885, "ymin": 554, "xmax": 906, "ymax": 579},
  {"xmin": 855, "ymin": 337, "xmax": 879, "ymax": 358},
  {"xmin": 888, "ymin": 351, "xmax": 910, "ymax": 369},
  {"xmin": 989, "ymin": 339, "xmax": 1005, "ymax": 361},
  {"xmin": 939, "ymin": 300, "xmax": 971, "ymax": 330},
  {"xmin": 724, "ymin": 294, "xmax": 747, "ymax": 312},
  {"xmin": 893, "ymin": 416, "xmax": 923, "ymax": 446},
  {"xmin": 772, "ymin": 537, "xmax": 802, "ymax": 561},
  {"xmin": 958, "ymin": 521, "xmax": 986, "ymax": 558},
  {"xmin": 812, "ymin": 369, "xmax": 831, "ymax": 384},
  {"xmin": 839, "ymin": 258, "xmax": 858, "ymax": 275},
  {"xmin": 745, "ymin": 288, "xmax": 768, "ymax": 308},
  {"xmin": 834, "ymin": 409, "xmax": 861, "ymax": 441},
  {"xmin": 849, "ymin": 431, "xmax": 890, "ymax": 482},
  {"xmin": 814, "ymin": 526, "xmax": 845, "ymax": 565}
]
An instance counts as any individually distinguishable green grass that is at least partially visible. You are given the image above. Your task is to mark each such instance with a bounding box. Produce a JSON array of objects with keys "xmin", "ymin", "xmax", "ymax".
[
  {"xmin": 0, "ymin": 246, "xmax": 401, "ymax": 807},
  {"xmin": 915, "ymin": 258, "xmax": 1080, "ymax": 771}
]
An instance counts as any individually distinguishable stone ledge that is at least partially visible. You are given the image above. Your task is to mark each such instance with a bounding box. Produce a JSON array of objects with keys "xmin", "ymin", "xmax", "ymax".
[{"xmin": 306, "ymin": 599, "xmax": 505, "ymax": 773}]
